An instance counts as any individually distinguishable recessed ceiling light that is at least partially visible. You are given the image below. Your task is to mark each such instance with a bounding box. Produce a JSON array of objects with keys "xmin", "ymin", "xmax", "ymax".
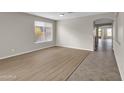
[{"xmin": 59, "ymin": 14, "xmax": 64, "ymax": 17}]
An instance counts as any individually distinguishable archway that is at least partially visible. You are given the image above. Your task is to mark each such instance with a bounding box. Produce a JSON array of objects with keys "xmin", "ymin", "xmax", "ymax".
[{"xmin": 93, "ymin": 18, "xmax": 113, "ymax": 51}]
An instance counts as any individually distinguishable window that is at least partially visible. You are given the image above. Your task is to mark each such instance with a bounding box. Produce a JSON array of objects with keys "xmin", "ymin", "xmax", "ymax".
[
  {"xmin": 107, "ymin": 28, "xmax": 112, "ymax": 37},
  {"xmin": 34, "ymin": 21, "xmax": 53, "ymax": 43},
  {"xmin": 98, "ymin": 28, "xmax": 102, "ymax": 37}
]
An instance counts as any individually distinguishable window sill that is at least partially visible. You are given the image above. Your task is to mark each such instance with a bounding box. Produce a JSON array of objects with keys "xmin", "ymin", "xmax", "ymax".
[{"xmin": 34, "ymin": 40, "xmax": 52, "ymax": 44}]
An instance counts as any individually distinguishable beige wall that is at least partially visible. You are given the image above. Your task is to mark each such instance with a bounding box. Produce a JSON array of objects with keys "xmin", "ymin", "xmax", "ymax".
[
  {"xmin": 56, "ymin": 13, "xmax": 114, "ymax": 51},
  {"xmin": 0, "ymin": 13, "xmax": 56, "ymax": 59},
  {"xmin": 113, "ymin": 12, "xmax": 124, "ymax": 80}
]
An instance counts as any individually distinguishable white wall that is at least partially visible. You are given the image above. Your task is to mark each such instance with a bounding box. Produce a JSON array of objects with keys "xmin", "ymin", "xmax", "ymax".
[
  {"xmin": 113, "ymin": 13, "xmax": 124, "ymax": 80},
  {"xmin": 0, "ymin": 13, "xmax": 56, "ymax": 59},
  {"xmin": 56, "ymin": 13, "xmax": 114, "ymax": 51}
]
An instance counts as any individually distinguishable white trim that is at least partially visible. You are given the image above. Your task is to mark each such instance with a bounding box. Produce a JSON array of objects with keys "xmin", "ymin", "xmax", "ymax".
[
  {"xmin": 113, "ymin": 41, "xmax": 124, "ymax": 80},
  {"xmin": 113, "ymin": 49, "xmax": 123, "ymax": 80},
  {"xmin": 56, "ymin": 45, "xmax": 94, "ymax": 51},
  {"xmin": 34, "ymin": 40, "xmax": 52, "ymax": 44},
  {"xmin": 0, "ymin": 45, "xmax": 93, "ymax": 60},
  {"xmin": 0, "ymin": 45, "xmax": 54, "ymax": 60}
]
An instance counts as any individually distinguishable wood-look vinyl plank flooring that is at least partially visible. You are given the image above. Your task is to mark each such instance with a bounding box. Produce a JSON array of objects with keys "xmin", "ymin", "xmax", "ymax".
[{"xmin": 0, "ymin": 46, "xmax": 89, "ymax": 81}]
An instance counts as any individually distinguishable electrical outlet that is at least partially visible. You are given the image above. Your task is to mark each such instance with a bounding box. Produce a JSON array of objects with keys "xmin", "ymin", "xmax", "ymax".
[{"xmin": 11, "ymin": 49, "xmax": 15, "ymax": 52}]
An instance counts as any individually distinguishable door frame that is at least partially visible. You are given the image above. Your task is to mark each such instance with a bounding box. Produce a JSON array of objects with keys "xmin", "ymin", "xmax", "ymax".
[{"xmin": 93, "ymin": 23, "xmax": 113, "ymax": 51}]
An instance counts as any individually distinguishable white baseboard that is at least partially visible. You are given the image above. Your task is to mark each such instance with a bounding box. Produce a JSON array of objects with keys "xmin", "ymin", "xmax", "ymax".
[
  {"xmin": 0, "ymin": 45, "xmax": 92, "ymax": 60},
  {"xmin": 113, "ymin": 41, "xmax": 124, "ymax": 80},
  {"xmin": 113, "ymin": 48, "xmax": 124, "ymax": 80},
  {"xmin": 0, "ymin": 45, "xmax": 55, "ymax": 60},
  {"xmin": 56, "ymin": 45, "xmax": 94, "ymax": 51}
]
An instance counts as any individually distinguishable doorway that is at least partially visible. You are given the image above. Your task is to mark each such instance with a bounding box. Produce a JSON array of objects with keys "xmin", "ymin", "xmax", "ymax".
[{"xmin": 94, "ymin": 24, "xmax": 113, "ymax": 51}]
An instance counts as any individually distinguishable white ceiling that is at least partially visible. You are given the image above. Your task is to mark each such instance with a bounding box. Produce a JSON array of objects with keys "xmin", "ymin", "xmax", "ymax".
[{"xmin": 27, "ymin": 12, "xmax": 107, "ymax": 21}]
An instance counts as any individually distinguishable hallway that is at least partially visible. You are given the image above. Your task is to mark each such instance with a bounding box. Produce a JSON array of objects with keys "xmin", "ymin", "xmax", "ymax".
[{"xmin": 68, "ymin": 38, "xmax": 121, "ymax": 81}]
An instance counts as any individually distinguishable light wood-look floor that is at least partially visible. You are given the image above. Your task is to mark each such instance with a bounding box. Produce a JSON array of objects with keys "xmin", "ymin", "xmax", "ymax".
[{"xmin": 0, "ymin": 47, "xmax": 89, "ymax": 81}]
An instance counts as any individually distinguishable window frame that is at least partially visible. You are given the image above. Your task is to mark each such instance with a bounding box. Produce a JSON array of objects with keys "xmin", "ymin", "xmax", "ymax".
[{"xmin": 34, "ymin": 21, "xmax": 53, "ymax": 44}]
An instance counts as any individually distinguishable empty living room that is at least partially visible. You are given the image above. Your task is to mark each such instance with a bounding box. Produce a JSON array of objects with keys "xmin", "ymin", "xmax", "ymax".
[
  {"xmin": 1, "ymin": 1, "xmax": 124, "ymax": 93},
  {"xmin": 0, "ymin": 12, "xmax": 123, "ymax": 81}
]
